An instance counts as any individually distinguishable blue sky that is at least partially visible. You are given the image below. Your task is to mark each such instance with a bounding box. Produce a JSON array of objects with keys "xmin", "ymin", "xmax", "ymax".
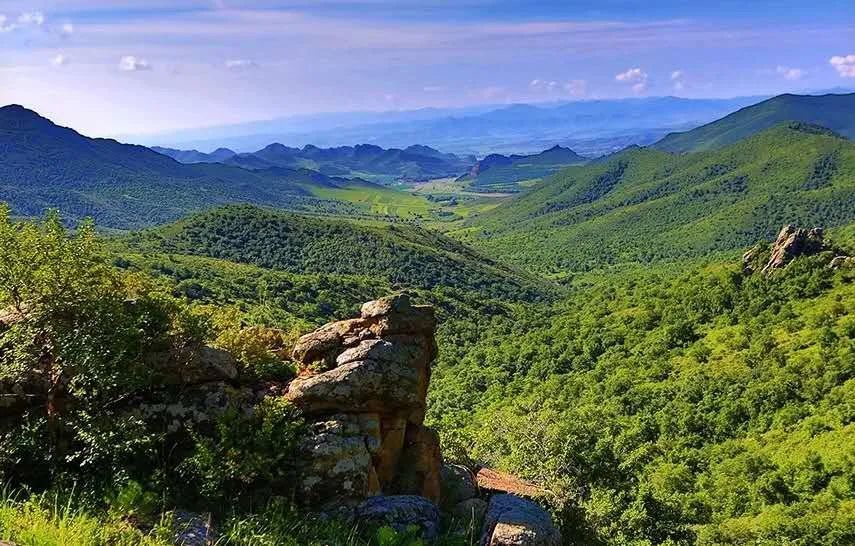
[{"xmin": 1, "ymin": 0, "xmax": 853, "ymax": 136}]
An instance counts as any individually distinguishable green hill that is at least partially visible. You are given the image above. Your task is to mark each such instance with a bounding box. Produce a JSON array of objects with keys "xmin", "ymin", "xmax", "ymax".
[
  {"xmin": 459, "ymin": 123, "xmax": 855, "ymax": 273},
  {"xmin": 654, "ymin": 93, "xmax": 855, "ymax": 153},
  {"xmin": 124, "ymin": 205, "xmax": 547, "ymax": 301},
  {"xmin": 459, "ymin": 145, "xmax": 587, "ymax": 192},
  {"xmin": 0, "ymin": 105, "xmax": 446, "ymax": 228}
]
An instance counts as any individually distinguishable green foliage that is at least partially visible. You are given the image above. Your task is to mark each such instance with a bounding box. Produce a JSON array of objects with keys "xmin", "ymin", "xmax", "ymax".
[
  {"xmin": 180, "ymin": 396, "xmax": 305, "ymax": 507},
  {"xmin": 428, "ymin": 252, "xmax": 855, "ymax": 544}
]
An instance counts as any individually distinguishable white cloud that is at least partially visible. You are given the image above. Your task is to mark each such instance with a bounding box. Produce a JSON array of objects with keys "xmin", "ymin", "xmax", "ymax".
[
  {"xmin": 830, "ymin": 54, "xmax": 855, "ymax": 78},
  {"xmin": 615, "ymin": 67, "xmax": 647, "ymax": 83},
  {"xmin": 423, "ymin": 85, "xmax": 444, "ymax": 92},
  {"xmin": 225, "ymin": 59, "xmax": 257, "ymax": 70},
  {"xmin": 0, "ymin": 14, "xmax": 16, "ymax": 32},
  {"xmin": 616, "ymin": 67, "xmax": 648, "ymax": 94},
  {"xmin": 118, "ymin": 55, "xmax": 151, "ymax": 71},
  {"xmin": 776, "ymin": 65, "xmax": 804, "ymax": 80},
  {"xmin": 18, "ymin": 11, "xmax": 45, "ymax": 26},
  {"xmin": 61, "ymin": 22, "xmax": 74, "ymax": 35},
  {"xmin": 670, "ymin": 70, "xmax": 683, "ymax": 81},
  {"xmin": 51, "ymin": 54, "xmax": 69, "ymax": 66},
  {"xmin": 530, "ymin": 78, "xmax": 587, "ymax": 98}
]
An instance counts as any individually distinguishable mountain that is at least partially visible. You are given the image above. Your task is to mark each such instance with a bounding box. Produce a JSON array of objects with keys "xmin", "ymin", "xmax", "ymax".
[
  {"xmin": 0, "ymin": 105, "xmax": 448, "ymax": 228},
  {"xmin": 126, "ymin": 204, "xmax": 547, "ymax": 301},
  {"xmin": 460, "ymin": 145, "xmax": 587, "ymax": 192},
  {"xmin": 459, "ymin": 122, "xmax": 855, "ymax": 273},
  {"xmin": 654, "ymin": 93, "xmax": 855, "ymax": 153},
  {"xmin": 150, "ymin": 146, "xmax": 237, "ymax": 163},
  {"xmin": 130, "ymin": 96, "xmax": 768, "ymax": 157},
  {"xmin": 153, "ymin": 141, "xmax": 474, "ymax": 183}
]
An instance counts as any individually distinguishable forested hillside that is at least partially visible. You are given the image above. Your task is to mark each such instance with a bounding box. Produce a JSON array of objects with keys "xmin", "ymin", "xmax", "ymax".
[
  {"xmin": 123, "ymin": 205, "xmax": 547, "ymax": 301},
  {"xmin": 429, "ymin": 227, "xmax": 855, "ymax": 544},
  {"xmin": 654, "ymin": 93, "xmax": 855, "ymax": 153},
  {"xmin": 460, "ymin": 123, "xmax": 855, "ymax": 273}
]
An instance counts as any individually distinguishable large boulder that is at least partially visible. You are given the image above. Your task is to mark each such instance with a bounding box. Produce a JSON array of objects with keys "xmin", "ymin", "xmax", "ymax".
[
  {"xmin": 355, "ymin": 495, "xmax": 440, "ymax": 541},
  {"xmin": 481, "ymin": 495, "xmax": 561, "ymax": 546},
  {"xmin": 286, "ymin": 295, "xmax": 442, "ymax": 508},
  {"xmin": 442, "ymin": 463, "xmax": 479, "ymax": 507}
]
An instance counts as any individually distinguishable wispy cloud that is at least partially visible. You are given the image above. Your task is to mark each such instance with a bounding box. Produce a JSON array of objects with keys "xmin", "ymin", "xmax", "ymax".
[
  {"xmin": 224, "ymin": 59, "xmax": 257, "ymax": 70},
  {"xmin": 61, "ymin": 22, "xmax": 74, "ymax": 36},
  {"xmin": 830, "ymin": 54, "xmax": 855, "ymax": 77},
  {"xmin": 776, "ymin": 65, "xmax": 804, "ymax": 80},
  {"xmin": 118, "ymin": 55, "xmax": 150, "ymax": 71},
  {"xmin": 18, "ymin": 11, "xmax": 45, "ymax": 26}
]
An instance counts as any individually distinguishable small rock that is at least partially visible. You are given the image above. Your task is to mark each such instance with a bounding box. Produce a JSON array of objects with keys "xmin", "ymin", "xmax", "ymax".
[
  {"xmin": 830, "ymin": 255, "xmax": 855, "ymax": 269},
  {"xmin": 356, "ymin": 495, "xmax": 440, "ymax": 540},
  {"xmin": 481, "ymin": 495, "xmax": 560, "ymax": 546},
  {"xmin": 171, "ymin": 510, "xmax": 215, "ymax": 546}
]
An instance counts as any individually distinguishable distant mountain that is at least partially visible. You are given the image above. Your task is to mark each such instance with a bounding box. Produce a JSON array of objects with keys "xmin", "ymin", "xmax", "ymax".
[
  {"xmin": 460, "ymin": 122, "xmax": 855, "ymax": 273},
  {"xmin": 0, "ymin": 105, "xmax": 433, "ymax": 228},
  {"xmin": 654, "ymin": 93, "xmax": 855, "ymax": 153},
  {"xmin": 459, "ymin": 145, "xmax": 588, "ymax": 192},
  {"xmin": 130, "ymin": 95, "xmax": 769, "ymax": 157},
  {"xmin": 153, "ymin": 141, "xmax": 474, "ymax": 182}
]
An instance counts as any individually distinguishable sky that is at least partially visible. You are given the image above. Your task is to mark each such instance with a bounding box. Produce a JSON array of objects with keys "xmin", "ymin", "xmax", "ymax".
[{"xmin": 0, "ymin": 0, "xmax": 853, "ymax": 137}]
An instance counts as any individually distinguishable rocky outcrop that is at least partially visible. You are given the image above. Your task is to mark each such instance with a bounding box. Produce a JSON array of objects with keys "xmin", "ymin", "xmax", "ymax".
[
  {"xmin": 758, "ymin": 225, "xmax": 825, "ymax": 275},
  {"xmin": 287, "ymin": 294, "xmax": 442, "ymax": 508},
  {"xmin": 481, "ymin": 495, "xmax": 561, "ymax": 546}
]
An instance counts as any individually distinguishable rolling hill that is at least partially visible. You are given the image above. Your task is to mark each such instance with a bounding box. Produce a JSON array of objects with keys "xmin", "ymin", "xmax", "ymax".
[
  {"xmin": 458, "ymin": 145, "xmax": 587, "ymax": 192},
  {"xmin": 0, "ymin": 105, "xmax": 448, "ymax": 228},
  {"xmin": 654, "ymin": 93, "xmax": 855, "ymax": 153},
  {"xmin": 459, "ymin": 122, "xmax": 855, "ymax": 273},
  {"xmin": 153, "ymin": 142, "xmax": 473, "ymax": 183},
  {"xmin": 124, "ymin": 205, "xmax": 548, "ymax": 301}
]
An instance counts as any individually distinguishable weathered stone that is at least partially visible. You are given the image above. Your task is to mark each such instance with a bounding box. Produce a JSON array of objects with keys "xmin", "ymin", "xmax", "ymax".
[
  {"xmin": 148, "ymin": 345, "xmax": 238, "ymax": 385},
  {"xmin": 360, "ymin": 294, "xmax": 415, "ymax": 318},
  {"xmin": 762, "ymin": 224, "xmax": 825, "ymax": 275},
  {"xmin": 286, "ymin": 358, "xmax": 427, "ymax": 416},
  {"xmin": 297, "ymin": 414, "xmax": 382, "ymax": 507},
  {"xmin": 170, "ymin": 510, "xmax": 216, "ymax": 546},
  {"xmin": 442, "ymin": 463, "xmax": 479, "ymax": 507},
  {"xmin": 481, "ymin": 495, "xmax": 560, "ymax": 546},
  {"xmin": 355, "ymin": 495, "xmax": 440, "ymax": 540},
  {"xmin": 374, "ymin": 416, "xmax": 408, "ymax": 486},
  {"xmin": 291, "ymin": 318, "xmax": 373, "ymax": 365}
]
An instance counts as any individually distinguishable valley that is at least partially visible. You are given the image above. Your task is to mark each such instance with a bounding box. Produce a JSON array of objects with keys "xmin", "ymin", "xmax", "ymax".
[{"xmin": 1, "ymin": 89, "xmax": 854, "ymax": 546}]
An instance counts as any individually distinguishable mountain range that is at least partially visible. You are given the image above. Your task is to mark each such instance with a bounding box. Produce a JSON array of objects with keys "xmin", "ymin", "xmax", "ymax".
[
  {"xmin": 0, "ymin": 104, "xmax": 435, "ymax": 228},
  {"xmin": 457, "ymin": 145, "xmax": 587, "ymax": 192},
  {"xmin": 129, "ymin": 95, "xmax": 774, "ymax": 156},
  {"xmin": 152, "ymin": 142, "xmax": 473, "ymax": 182}
]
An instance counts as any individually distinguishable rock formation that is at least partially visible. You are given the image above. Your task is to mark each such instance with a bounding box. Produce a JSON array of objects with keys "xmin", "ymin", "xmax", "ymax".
[
  {"xmin": 761, "ymin": 225, "xmax": 825, "ymax": 275},
  {"xmin": 481, "ymin": 495, "xmax": 561, "ymax": 546},
  {"xmin": 286, "ymin": 294, "xmax": 442, "ymax": 508}
]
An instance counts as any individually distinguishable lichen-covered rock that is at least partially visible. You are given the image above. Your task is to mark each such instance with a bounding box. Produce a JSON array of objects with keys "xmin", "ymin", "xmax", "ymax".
[
  {"xmin": 285, "ymin": 356, "xmax": 427, "ymax": 416},
  {"xmin": 287, "ymin": 294, "xmax": 442, "ymax": 509},
  {"xmin": 297, "ymin": 414, "xmax": 382, "ymax": 506},
  {"xmin": 355, "ymin": 495, "xmax": 440, "ymax": 540},
  {"xmin": 481, "ymin": 495, "xmax": 560, "ymax": 546}
]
